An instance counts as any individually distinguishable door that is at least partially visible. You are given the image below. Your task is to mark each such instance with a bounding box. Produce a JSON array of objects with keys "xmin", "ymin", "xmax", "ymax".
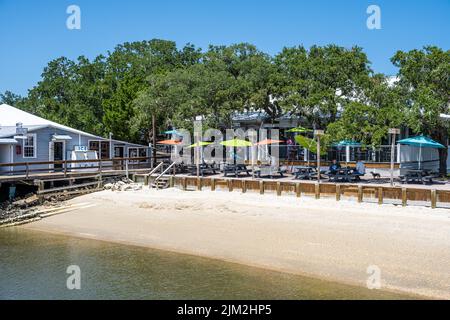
[
  {"xmin": 113, "ymin": 146, "xmax": 124, "ymax": 170},
  {"xmin": 53, "ymin": 141, "xmax": 64, "ymax": 169}
]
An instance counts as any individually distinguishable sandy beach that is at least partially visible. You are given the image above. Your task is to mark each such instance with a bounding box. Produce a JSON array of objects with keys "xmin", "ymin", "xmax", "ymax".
[{"xmin": 23, "ymin": 188, "xmax": 450, "ymax": 299}]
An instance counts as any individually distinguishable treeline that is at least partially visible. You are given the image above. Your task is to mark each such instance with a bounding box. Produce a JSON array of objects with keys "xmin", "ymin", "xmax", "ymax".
[{"xmin": 1, "ymin": 40, "xmax": 449, "ymax": 172}]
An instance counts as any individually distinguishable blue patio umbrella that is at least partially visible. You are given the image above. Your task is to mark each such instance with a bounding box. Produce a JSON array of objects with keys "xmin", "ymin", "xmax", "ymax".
[{"xmin": 397, "ymin": 135, "xmax": 445, "ymax": 169}]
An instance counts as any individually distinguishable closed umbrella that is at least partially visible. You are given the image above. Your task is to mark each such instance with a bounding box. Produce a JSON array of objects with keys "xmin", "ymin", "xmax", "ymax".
[{"xmin": 397, "ymin": 135, "xmax": 445, "ymax": 170}]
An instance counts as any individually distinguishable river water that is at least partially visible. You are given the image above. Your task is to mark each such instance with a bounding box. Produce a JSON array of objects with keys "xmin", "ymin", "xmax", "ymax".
[{"xmin": 0, "ymin": 228, "xmax": 411, "ymax": 299}]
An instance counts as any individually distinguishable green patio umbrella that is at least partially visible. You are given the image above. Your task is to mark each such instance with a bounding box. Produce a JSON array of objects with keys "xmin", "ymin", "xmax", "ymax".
[
  {"xmin": 220, "ymin": 138, "xmax": 253, "ymax": 166},
  {"xmin": 397, "ymin": 135, "xmax": 445, "ymax": 169},
  {"xmin": 186, "ymin": 141, "xmax": 212, "ymax": 148},
  {"xmin": 286, "ymin": 126, "xmax": 312, "ymax": 133}
]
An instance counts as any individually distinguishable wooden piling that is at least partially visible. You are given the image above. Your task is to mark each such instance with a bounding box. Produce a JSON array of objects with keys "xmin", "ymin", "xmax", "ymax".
[
  {"xmin": 182, "ymin": 177, "xmax": 187, "ymax": 191},
  {"xmin": 197, "ymin": 177, "xmax": 202, "ymax": 191},
  {"xmin": 259, "ymin": 181, "xmax": 264, "ymax": 195},
  {"xmin": 336, "ymin": 184, "xmax": 341, "ymax": 201},
  {"xmin": 276, "ymin": 182, "xmax": 281, "ymax": 196},
  {"xmin": 228, "ymin": 179, "xmax": 233, "ymax": 192},
  {"xmin": 295, "ymin": 183, "xmax": 301, "ymax": 198},
  {"xmin": 357, "ymin": 185, "xmax": 363, "ymax": 203},
  {"xmin": 242, "ymin": 180, "xmax": 247, "ymax": 193},
  {"xmin": 431, "ymin": 189, "xmax": 437, "ymax": 209},
  {"xmin": 315, "ymin": 183, "xmax": 320, "ymax": 199},
  {"xmin": 402, "ymin": 188, "xmax": 407, "ymax": 207},
  {"xmin": 169, "ymin": 176, "xmax": 174, "ymax": 188},
  {"xmin": 211, "ymin": 178, "xmax": 216, "ymax": 191},
  {"xmin": 378, "ymin": 187, "xmax": 383, "ymax": 205}
]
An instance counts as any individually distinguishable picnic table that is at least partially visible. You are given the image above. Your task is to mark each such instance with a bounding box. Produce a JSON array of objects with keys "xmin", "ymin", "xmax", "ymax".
[
  {"xmin": 399, "ymin": 169, "xmax": 436, "ymax": 185},
  {"xmin": 223, "ymin": 164, "xmax": 251, "ymax": 177},
  {"xmin": 254, "ymin": 165, "xmax": 287, "ymax": 178},
  {"xmin": 328, "ymin": 167, "xmax": 364, "ymax": 183},
  {"xmin": 189, "ymin": 163, "xmax": 217, "ymax": 176},
  {"xmin": 294, "ymin": 166, "xmax": 318, "ymax": 180}
]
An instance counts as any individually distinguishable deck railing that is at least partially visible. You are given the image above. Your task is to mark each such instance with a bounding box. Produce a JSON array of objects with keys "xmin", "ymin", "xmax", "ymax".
[{"xmin": 0, "ymin": 156, "xmax": 170, "ymax": 179}]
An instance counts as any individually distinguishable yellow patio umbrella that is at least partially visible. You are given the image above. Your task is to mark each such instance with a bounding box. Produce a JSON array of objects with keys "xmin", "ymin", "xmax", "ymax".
[{"xmin": 220, "ymin": 138, "xmax": 252, "ymax": 147}]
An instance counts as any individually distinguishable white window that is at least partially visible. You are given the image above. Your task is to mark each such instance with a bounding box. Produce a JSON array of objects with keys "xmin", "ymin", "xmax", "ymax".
[
  {"xmin": 128, "ymin": 147, "xmax": 148, "ymax": 163},
  {"xmin": 23, "ymin": 134, "xmax": 37, "ymax": 158}
]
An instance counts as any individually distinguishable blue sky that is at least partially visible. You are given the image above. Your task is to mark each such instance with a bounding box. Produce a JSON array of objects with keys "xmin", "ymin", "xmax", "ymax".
[{"xmin": 0, "ymin": 0, "xmax": 448, "ymax": 96}]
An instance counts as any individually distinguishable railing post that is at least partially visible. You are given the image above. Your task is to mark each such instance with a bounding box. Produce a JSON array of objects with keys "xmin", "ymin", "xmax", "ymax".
[
  {"xmin": 228, "ymin": 179, "xmax": 233, "ymax": 192},
  {"xmin": 211, "ymin": 178, "xmax": 216, "ymax": 191},
  {"xmin": 64, "ymin": 160, "xmax": 67, "ymax": 177},
  {"xmin": 197, "ymin": 177, "xmax": 202, "ymax": 191},
  {"xmin": 357, "ymin": 185, "xmax": 363, "ymax": 203},
  {"xmin": 125, "ymin": 159, "xmax": 129, "ymax": 179},
  {"xmin": 183, "ymin": 177, "xmax": 187, "ymax": 191},
  {"xmin": 26, "ymin": 162, "xmax": 29, "ymax": 178},
  {"xmin": 276, "ymin": 182, "xmax": 281, "ymax": 196},
  {"xmin": 315, "ymin": 183, "xmax": 320, "ymax": 199},
  {"xmin": 259, "ymin": 181, "xmax": 264, "ymax": 195},
  {"xmin": 99, "ymin": 159, "xmax": 102, "ymax": 181},
  {"xmin": 169, "ymin": 176, "xmax": 174, "ymax": 188},
  {"xmin": 242, "ymin": 180, "xmax": 247, "ymax": 193}
]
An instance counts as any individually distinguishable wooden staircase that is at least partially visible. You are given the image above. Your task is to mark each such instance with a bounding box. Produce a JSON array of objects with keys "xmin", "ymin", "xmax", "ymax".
[
  {"xmin": 148, "ymin": 161, "xmax": 176, "ymax": 190},
  {"xmin": 150, "ymin": 176, "xmax": 170, "ymax": 189}
]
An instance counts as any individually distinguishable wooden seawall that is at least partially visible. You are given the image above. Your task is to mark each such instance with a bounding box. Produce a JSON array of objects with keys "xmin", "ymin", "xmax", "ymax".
[{"xmin": 147, "ymin": 176, "xmax": 450, "ymax": 209}]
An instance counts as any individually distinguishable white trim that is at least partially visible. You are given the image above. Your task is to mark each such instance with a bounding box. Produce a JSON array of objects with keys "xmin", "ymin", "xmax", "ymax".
[{"xmin": 23, "ymin": 133, "xmax": 37, "ymax": 159}]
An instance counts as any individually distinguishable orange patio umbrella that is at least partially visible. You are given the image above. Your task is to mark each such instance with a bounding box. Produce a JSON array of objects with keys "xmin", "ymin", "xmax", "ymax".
[
  {"xmin": 157, "ymin": 139, "xmax": 182, "ymax": 145},
  {"xmin": 255, "ymin": 139, "xmax": 284, "ymax": 145}
]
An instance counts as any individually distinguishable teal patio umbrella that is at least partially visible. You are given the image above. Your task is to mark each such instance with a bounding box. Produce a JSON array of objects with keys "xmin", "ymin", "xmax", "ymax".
[
  {"xmin": 332, "ymin": 140, "xmax": 362, "ymax": 147},
  {"xmin": 397, "ymin": 135, "xmax": 445, "ymax": 169},
  {"xmin": 163, "ymin": 129, "xmax": 180, "ymax": 135},
  {"xmin": 332, "ymin": 140, "xmax": 361, "ymax": 164}
]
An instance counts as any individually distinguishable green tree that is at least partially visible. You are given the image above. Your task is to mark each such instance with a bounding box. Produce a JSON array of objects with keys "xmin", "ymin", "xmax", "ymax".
[
  {"xmin": 0, "ymin": 90, "xmax": 25, "ymax": 106},
  {"xmin": 391, "ymin": 46, "xmax": 450, "ymax": 174},
  {"xmin": 326, "ymin": 74, "xmax": 404, "ymax": 146},
  {"xmin": 272, "ymin": 45, "xmax": 373, "ymax": 129}
]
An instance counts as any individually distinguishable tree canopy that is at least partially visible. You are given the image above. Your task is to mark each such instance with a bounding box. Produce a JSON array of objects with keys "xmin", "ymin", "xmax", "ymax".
[{"xmin": 2, "ymin": 40, "xmax": 449, "ymax": 171}]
